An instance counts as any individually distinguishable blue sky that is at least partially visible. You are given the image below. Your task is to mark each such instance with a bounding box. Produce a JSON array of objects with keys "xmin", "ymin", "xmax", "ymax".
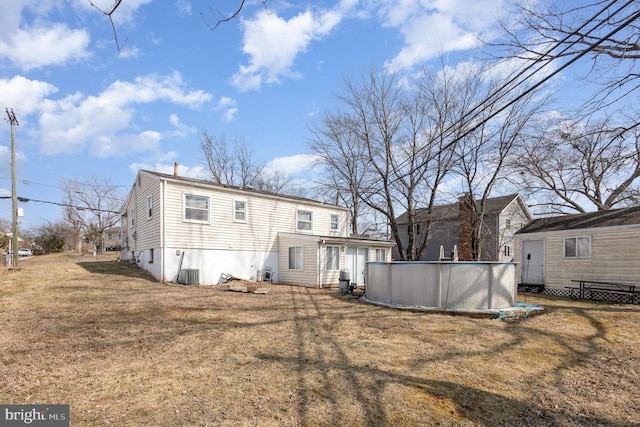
[{"xmin": 0, "ymin": 0, "xmax": 566, "ymax": 228}]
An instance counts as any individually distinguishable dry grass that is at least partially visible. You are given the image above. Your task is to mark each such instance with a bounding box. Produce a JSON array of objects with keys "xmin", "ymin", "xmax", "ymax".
[{"xmin": 1, "ymin": 253, "xmax": 639, "ymax": 426}]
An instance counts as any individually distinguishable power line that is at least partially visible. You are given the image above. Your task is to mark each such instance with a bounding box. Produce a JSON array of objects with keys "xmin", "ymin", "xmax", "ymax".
[
  {"xmin": 448, "ymin": 0, "xmax": 632, "ymax": 145},
  {"xmin": 393, "ymin": 0, "xmax": 639, "ymax": 183},
  {"xmin": 0, "ymin": 195, "xmax": 122, "ymax": 214},
  {"xmin": 0, "ymin": 177, "xmax": 128, "ymax": 202}
]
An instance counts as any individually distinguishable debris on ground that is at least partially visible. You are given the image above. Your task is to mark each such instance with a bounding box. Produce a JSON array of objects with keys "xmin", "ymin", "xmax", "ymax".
[{"xmin": 219, "ymin": 285, "xmax": 271, "ymax": 294}]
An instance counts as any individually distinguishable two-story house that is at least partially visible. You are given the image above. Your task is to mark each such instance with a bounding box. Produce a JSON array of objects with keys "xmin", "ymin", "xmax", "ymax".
[
  {"xmin": 394, "ymin": 194, "xmax": 531, "ymax": 261},
  {"xmin": 121, "ymin": 169, "xmax": 393, "ymax": 287}
]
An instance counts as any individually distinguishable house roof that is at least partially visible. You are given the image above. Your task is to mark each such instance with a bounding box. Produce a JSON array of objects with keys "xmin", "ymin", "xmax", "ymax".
[
  {"xmin": 140, "ymin": 170, "xmax": 346, "ymax": 210},
  {"xmin": 396, "ymin": 194, "xmax": 523, "ymax": 224},
  {"xmin": 279, "ymin": 232, "xmax": 395, "ymax": 246},
  {"xmin": 516, "ymin": 206, "xmax": 640, "ymax": 234}
]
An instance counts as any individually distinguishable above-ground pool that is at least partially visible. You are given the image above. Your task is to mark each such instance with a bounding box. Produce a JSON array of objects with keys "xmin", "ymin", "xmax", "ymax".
[{"xmin": 365, "ymin": 261, "xmax": 517, "ymax": 312}]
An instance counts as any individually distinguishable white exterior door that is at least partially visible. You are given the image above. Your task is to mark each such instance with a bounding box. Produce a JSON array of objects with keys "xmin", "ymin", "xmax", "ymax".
[
  {"xmin": 346, "ymin": 247, "xmax": 370, "ymax": 286},
  {"xmin": 521, "ymin": 240, "xmax": 544, "ymax": 284}
]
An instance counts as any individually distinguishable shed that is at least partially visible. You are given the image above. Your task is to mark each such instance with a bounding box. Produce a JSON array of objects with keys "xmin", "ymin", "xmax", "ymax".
[{"xmin": 514, "ymin": 206, "xmax": 640, "ymax": 296}]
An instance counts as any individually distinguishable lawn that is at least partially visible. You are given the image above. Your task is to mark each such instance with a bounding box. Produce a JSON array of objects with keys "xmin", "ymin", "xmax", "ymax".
[{"xmin": 1, "ymin": 253, "xmax": 638, "ymax": 426}]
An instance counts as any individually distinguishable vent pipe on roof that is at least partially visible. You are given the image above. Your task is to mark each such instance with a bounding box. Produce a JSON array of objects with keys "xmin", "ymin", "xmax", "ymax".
[{"xmin": 174, "ymin": 162, "xmax": 179, "ymax": 177}]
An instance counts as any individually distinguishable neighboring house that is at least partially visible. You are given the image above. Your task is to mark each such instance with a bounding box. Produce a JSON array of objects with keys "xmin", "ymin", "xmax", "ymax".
[
  {"xmin": 103, "ymin": 227, "xmax": 122, "ymax": 251},
  {"xmin": 394, "ymin": 194, "xmax": 531, "ymax": 261},
  {"xmin": 514, "ymin": 206, "xmax": 640, "ymax": 293},
  {"xmin": 120, "ymin": 169, "xmax": 394, "ymax": 287}
]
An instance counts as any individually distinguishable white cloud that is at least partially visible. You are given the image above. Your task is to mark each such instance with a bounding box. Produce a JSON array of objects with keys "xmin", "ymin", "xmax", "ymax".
[
  {"xmin": 265, "ymin": 153, "xmax": 320, "ymax": 177},
  {"xmin": 215, "ymin": 97, "xmax": 238, "ymax": 122},
  {"xmin": 32, "ymin": 72, "xmax": 211, "ymax": 155},
  {"xmin": 231, "ymin": 7, "xmax": 344, "ymax": 91},
  {"xmin": 0, "ymin": 1, "xmax": 91, "ymax": 70},
  {"xmin": 176, "ymin": 0, "xmax": 192, "ymax": 17},
  {"xmin": 129, "ymin": 161, "xmax": 204, "ymax": 178},
  {"xmin": 0, "ymin": 24, "xmax": 90, "ymax": 71},
  {"xmin": 90, "ymin": 130, "xmax": 163, "ymax": 158},
  {"xmin": 379, "ymin": 0, "xmax": 507, "ymax": 71},
  {"xmin": 0, "ymin": 76, "xmax": 58, "ymax": 115},
  {"xmin": 118, "ymin": 46, "xmax": 141, "ymax": 59},
  {"xmin": 168, "ymin": 113, "xmax": 197, "ymax": 138}
]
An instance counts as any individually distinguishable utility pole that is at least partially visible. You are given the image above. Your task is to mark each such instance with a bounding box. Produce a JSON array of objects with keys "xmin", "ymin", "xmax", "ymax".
[{"xmin": 6, "ymin": 108, "xmax": 19, "ymax": 269}]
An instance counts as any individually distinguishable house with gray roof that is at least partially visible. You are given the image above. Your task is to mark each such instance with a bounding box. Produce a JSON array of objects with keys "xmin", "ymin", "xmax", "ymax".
[
  {"xmin": 394, "ymin": 194, "xmax": 531, "ymax": 261},
  {"xmin": 514, "ymin": 206, "xmax": 640, "ymax": 294},
  {"xmin": 120, "ymin": 168, "xmax": 393, "ymax": 287}
]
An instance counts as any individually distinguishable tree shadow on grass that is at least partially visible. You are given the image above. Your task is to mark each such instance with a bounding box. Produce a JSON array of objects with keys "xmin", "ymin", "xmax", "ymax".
[
  {"xmin": 270, "ymin": 287, "xmax": 635, "ymax": 427},
  {"xmin": 77, "ymin": 259, "xmax": 157, "ymax": 281}
]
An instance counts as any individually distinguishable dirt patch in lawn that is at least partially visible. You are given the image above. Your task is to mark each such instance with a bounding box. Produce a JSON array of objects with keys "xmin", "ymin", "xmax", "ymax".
[{"xmin": 1, "ymin": 253, "xmax": 639, "ymax": 426}]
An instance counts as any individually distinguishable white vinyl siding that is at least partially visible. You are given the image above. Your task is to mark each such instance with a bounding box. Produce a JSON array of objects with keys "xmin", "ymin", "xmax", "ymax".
[
  {"xmin": 184, "ymin": 194, "xmax": 209, "ymax": 223},
  {"xmin": 158, "ymin": 178, "xmax": 350, "ymax": 254},
  {"xmin": 124, "ymin": 172, "xmax": 162, "ymax": 251},
  {"xmin": 515, "ymin": 225, "xmax": 640, "ymax": 290}
]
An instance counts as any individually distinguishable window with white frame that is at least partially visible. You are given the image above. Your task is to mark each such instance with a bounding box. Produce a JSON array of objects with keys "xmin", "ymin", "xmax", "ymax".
[
  {"xmin": 289, "ymin": 246, "xmax": 303, "ymax": 270},
  {"xmin": 184, "ymin": 194, "xmax": 209, "ymax": 222},
  {"xmin": 330, "ymin": 214, "xmax": 339, "ymax": 231},
  {"xmin": 147, "ymin": 197, "xmax": 153, "ymax": 218},
  {"xmin": 234, "ymin": 200, "xmax": 246, "ymax": 222},
  {"xmin": 130, "ymin": 208, "xmax": 135, "ymax": 227},
  {"xmin": 375, "ymin": 248, "xmax": 386, "ymax": 262},
  {"xmin": 325, "ymin": 246, "xmax": 340, "ymax": 270},
  {"xmin": 564, "ymin": 236, "xmax": 591, "ymax": 258},
  {"xmin": 297, "ymin": 210, "xmax": 312, "ymax": 231}
]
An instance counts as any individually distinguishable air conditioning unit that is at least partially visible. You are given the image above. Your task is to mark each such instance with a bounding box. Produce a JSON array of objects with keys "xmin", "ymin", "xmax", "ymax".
[{"xmin": 179, "ymin": 269, "xmax": 200, "ymax": 285}]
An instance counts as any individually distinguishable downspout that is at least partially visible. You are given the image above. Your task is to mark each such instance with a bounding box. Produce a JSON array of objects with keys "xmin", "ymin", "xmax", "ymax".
[
  {"xmin": 318, "ymin": 241, "xmax": 322, "ymax": 288},
  {"xmin": 161, "ymin": 178, "xmax": 166, "ymax": 282}
]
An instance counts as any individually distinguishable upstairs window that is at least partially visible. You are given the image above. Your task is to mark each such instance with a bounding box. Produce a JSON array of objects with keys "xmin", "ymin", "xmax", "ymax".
[
  {"xmin": 407, "ymin": 224, "xmax": 421, "ymax": 234},
  {"xmin": 147, "ymin": 197, "xmax": 153, "ymax": 218},
  {"xmin": 505, "ymin": 218, "xmax": 511, "ymax": 229},
  {"xmin": 564, "ymin": 236, "xmax": 591, "ymax": 258},
  {"xmin": 184, "ymin": 194, "xmax": 209, "ymax": 223},
  {"xmin": 130, "ymin": 209, "xmax": 135, "ymax": 227},
  {"xmin": 297, "ymin": 210, "xmax": 312, "ymax": 231},
  {"xmin": 330, "ymin": 214, "xmax": 339, "ymax": 231},
  {"xmin": 234, "ymin": 200, "xmax": 246, "ymax": 222}
]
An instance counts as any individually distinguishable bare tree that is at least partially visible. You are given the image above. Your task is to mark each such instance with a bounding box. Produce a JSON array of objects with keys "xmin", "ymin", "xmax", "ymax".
[
  {"xmin": 308, "ymin": 111, "xmax": 371, "ymax": 235},
  {"xmin": 91, "ymin": 1, "xmax": 265, "ymax": 50},
  {"xmin": 493, "ymin": 0, "xmax": 640, "ymax": 113},
  {"xmin": 508, "ymin": 114, "xmax": 640, "ymax": 214},
  {"xmin": 202, "ymin": 0, "xmax": 269, "ymax": 30},
  {"xmin": 200, "ymin": 131, "xmax": 259, "ymax": 187},
  {"xmin": 452, "ymin": 63, "xmax": 547, "ymax": 260},
  {"xmin": 63, "ymin": 176, "xmax": 124, "ymax": 253},
  {"xmin": 310, "ymin": 68, "xmax": 467, "ymax": 260},
  {"xmin": 199, "ymin": 130, "xmax": 301, "ymax": 196}
]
